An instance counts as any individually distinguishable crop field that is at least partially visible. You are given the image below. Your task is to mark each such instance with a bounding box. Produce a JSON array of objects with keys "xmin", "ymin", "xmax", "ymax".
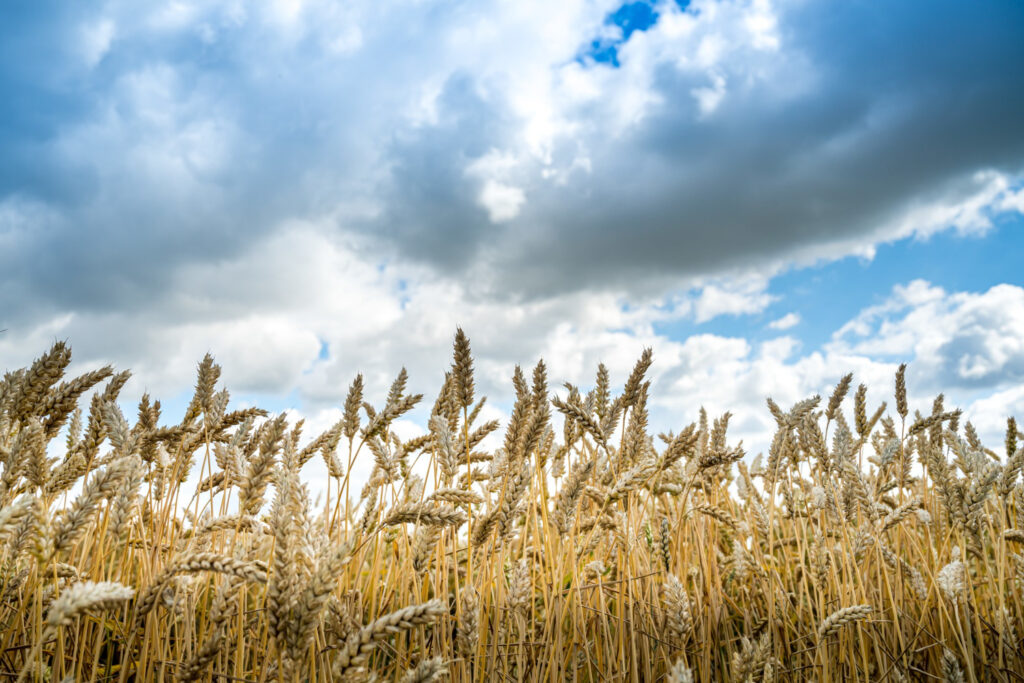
[{"xmin": 1, "ymin": 332, "xmax": 1022, "ymax": 682}]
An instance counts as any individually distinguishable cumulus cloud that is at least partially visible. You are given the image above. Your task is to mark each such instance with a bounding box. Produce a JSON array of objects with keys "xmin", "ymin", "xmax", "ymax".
[
  {"xmin": 768, "ymin": 312, "xmax": 799, "ymax": 330},
  {"xmin": 831, "ymin": 280, "xmax": 1024, "ymax": 391},
  {"xmin": 647, "ymin": 281, "xmax": 1024, "ymax": 455},
  {"xmin": 692, "ymin": 276, "xmax": 775, "ymax": 322}
]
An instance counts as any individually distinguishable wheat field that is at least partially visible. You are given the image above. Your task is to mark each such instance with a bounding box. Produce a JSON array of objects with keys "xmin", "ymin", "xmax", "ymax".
[{"xmin": 1, "ymin": 331, "xmax": 1022, "ymax": 682}]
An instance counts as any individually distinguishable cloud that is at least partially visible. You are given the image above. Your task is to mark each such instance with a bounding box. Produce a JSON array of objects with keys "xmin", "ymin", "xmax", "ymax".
[
  {"xmin": 478, "ymin": 180, "xmax": 526, "ymax": 223},
  {"xmin": 4, "ymin": 233, "xmax": 1020, "ymax": 492},
  {"xmin": 692, "ymin": 276, "xmax": 775, "ymax": 322},
  {"xmin": 831, "ymin": 280, "xmax": 1024, "ymax": 391},
  {"xmin": 1, "ymin": 0, "xmax": 1022, "ymax": 320},
  {"xmin": 648, "ymin": 282, "xmax": 1024, "ymax": 456},
  {"xmin": 768, "ymin": 312, "xmax": 799, "ymax": 330},
  {"xmin": 363, "ymin": 0, "xmax": 1024, "ymax": 296},
  {"xmin": 79, "ymin": 18, "xmax": 116, "ymax": 68}
]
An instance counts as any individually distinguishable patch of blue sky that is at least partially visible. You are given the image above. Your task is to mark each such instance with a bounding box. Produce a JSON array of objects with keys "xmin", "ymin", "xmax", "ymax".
[
  {"xmin": 578, "ymin": 2, "xmax": 660, "ymax": 67},
  {"xmin": 654, "ymin": 216, "xmax": 1024, "ymax": 354},
  {"xmin": 577, "ymin": 0, "xmax": 697, "ymax": 67},
  {"xmin": 396, "ymin": 278, "xmax": 412, "ymax": 310}
]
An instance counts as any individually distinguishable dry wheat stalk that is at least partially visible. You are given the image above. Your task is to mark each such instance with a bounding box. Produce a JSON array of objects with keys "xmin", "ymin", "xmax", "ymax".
[
  {"xmin": 15, "ymin": 582, "xmax": 134, "ymax": 683},
  {"xmin": 1, "ymin": 336, "xmax": 1022, "ymax": 681}
]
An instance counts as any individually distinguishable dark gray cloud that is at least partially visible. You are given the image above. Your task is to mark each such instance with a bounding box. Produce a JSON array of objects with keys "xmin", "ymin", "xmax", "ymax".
[
  {"xmin": 375, "ymin": 0, "xmax": 1024, "ymax": 296},
  {"xmin": 0, "ymin": 0, "xmax": 401, "ymax": 324},
  {"xmin": 370, "ymin": 73, "xmax": 515, "ymax": 270}
]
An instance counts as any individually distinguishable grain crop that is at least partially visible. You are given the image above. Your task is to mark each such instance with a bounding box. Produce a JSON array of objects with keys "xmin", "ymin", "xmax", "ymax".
[{"xmin": 0, "ymin": 334, "xmax": 1022, "ymax": 680}]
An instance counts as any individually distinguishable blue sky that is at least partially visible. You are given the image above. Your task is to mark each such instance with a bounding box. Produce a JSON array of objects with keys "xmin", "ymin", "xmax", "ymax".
[
  {"xmin": 2, "ymin": 0, "xmax": 1024, "ymax": 484},
  {"xmin": 660, "ymin": 217, "xmax": 1024, "ymax": 351}
]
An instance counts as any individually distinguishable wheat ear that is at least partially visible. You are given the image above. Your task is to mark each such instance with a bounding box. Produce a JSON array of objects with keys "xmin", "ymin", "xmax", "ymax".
[
  {"xmin": 817, "ymin": 604, "xmax": 872, "ymax": 641},
  {"xmin": 332, "ymin": 600, "xmax": 448, "ymax": 678}
]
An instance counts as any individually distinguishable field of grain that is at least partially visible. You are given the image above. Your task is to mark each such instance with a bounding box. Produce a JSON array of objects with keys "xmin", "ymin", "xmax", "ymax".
[{"xmin": 1, "ymin": 332, "xmax": 1022, "ymax": 681}]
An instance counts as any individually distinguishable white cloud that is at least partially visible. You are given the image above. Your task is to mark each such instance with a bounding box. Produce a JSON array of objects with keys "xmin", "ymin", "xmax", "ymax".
[
  {"xmin": 768, "ymin": 312, "xmax": 800, "ymax": 330},
  {"xmin": 692, "ymin": 72, "xmax": 727, "ymax": 118},
  {"xmin": 998, "ymin": 185, "xmax": 1024, "ymax": 214},
  {"xmin": 7, "ymin": 247, "xmax": 1024, "ymax": 496},
  {"xmin": 744, "ymin": 0, "xmax": 780, "ymax": 51},
  {"xmin": 6, "ymin": 0, "xmax": 1024, "ymax": 310},
  {"xmin": 327, "ymin": 24, "xmax": 363, "ymax": 54},
  {"xmin": 890, "ymin": 170, "xmax": 1016, "ymax": 240},
  {"xmin": 478, "ymin": 180, "xmax": 526, "ymax": 223},
  {"xmin": 961, "ymin": 385, "xmax": 1024, "ymax": 450},
  {"xmin": 79, "ymin": 19, "xmax": 115, "ymax": 68},
  {"xmin": 831, "ymin": 280, "xmax": 1024, "ymax": 390},
  {"xmin": 148, "ymin": 2, "xmax": 202, "ymax": 31},
  {"xmin": 693, "ymin": 276, "xmax": 775, "ymax": 323}
]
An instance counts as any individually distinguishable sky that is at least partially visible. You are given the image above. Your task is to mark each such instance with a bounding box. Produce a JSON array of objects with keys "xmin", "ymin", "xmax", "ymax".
[{"xmin": 2, "ymin": 0, "xmax": 1024, "ymax": 491}]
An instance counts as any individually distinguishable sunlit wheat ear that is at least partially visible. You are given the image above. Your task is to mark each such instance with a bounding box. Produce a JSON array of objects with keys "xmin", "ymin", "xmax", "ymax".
[
  {"xmin": 46, "ymin": 581, "xmax": 134, "ymax": 632},
  {"xmin": 108, "ymin": 457, "xmax": 144, "ymax": 545},
  {"xmin": 661, "ymin": 574, "xmax": 693, "ymax": 644},
  {"xmin": 286, "ymin": 538, "xmax": 356, "ymax": 667},
  {"xmin": 879, "ymin": 497, "xmax": 921, "ymax": 532},
  {"xmin": 50, "ymin": 454, "xmax": 138, "ymax": 556},
  {"xmin": 1000, "ymin": 443, "xmax": 1024, "ymax": 496},
  {"xmin": 730, "ymin": 631, "xmax": 771, "ymax": 683},
  {"xmin": 452, "ymin": 328, "xmax": 474, "ymax": 410},
  {"xmin": 383, "ymin": 502, "xmax": 466, "ymax": 528},
  {"xmin": 134, "ymin": 553, "xmax": 267, "ymax": 629},
  {"xmin": 666, "ymin": 660, "xmax": 693, "ymax": 683},
  {"xmin": 176, "ymin": 577, "xmax": 242, "ymax": 683},
  {"xmin": 457, "ymin": 587, "xmax": 479, "ymax": 660},
  {"xmin": 429, "ymin": 487, "xmax": 483, "ymax": 505},
  {"xmin": 39, "ymin": 366, "xmax": 113, "ymax": 441},
  {"xmin": 817, "ymin": 605, "xmax": 872, "ymax": 641},
  {"xmin": 16, "ymin": 581, "xmax": 134, "ymax": 683},
  {"xmin": 0, "ymin": 495, "xmax": 33, "ymax": 540},
  {"xmin": 941, "ymin": 648, "xmax": 965, "ymax": 683},
  {"xmin": 412, "ymin": 524, "xmax": 442, "ymax": 576},
  {"xmin": 576, "ymin": 557, "xmax": 602, "ymax": 581},
  {"xmin": 657, "ymin": 516, "xmax": 673, "ymax": 570},
  {"xmin": 507, "ymin": 559, "xmax": 531, "ymax": 617},
  {"xmin": 400, "ymin": 657, "xmax": 447, "ymax": 683},
  {"xmin": 12, "ymin": 342, "xmax": 71, "ymax": 423},
  {"xmin": 332, "ymin": 600, "xmax": 448, "ymax": 679},
  {"xmin": 825, "ymin": 373, "xmax": 853, "ymax": 422},
  {"xmin": 552, "ymin": 458, "xmax": 594, "ymax": 535},
  {"xmin": 687, "ymin": 503, "xmax": 738, "ymax": 530},
  {"xmin": 937, "ymin": 560, "xmax": 965, "ymax": 601}
]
